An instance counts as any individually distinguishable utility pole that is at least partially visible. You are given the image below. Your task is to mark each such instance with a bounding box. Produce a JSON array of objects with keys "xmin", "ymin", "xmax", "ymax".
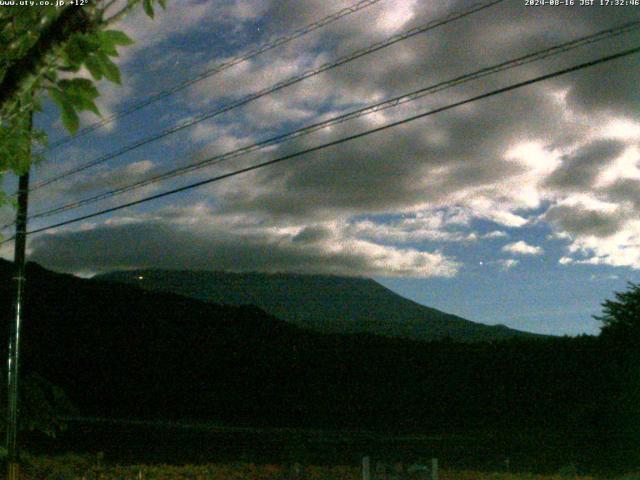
[{"xmin": 6, "ymin": 114, "xmax": 32, "ymax": 480}]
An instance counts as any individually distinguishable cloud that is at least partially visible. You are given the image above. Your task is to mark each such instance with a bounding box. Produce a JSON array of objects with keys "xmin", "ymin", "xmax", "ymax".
[
  {"xmin": 89, "ymin": 0, "xmax": 258, "ymax": 125},
  {"xmin": 484, "ymin": 230, "xmax": 508, "ymax": 239},
  {"xmin": 497, "ymin": 259, "xmax": 519, "ymax": 270},
  {"xmin": 558, "ymin": 256, "xmax": 573, "ymax": 265},
  {"xmin": 61, "ymin": 160, "xmax": 158, "ymax": 196},
  {"xmin": 501, "ymin": 241, "xmax": 543, "ymax": 256},
  {"xmin": 544, "ymin": 202, "xmax": 625, "ymax": 239},
  {"xmin": 544, "ymin": 139, "xmax": 626, "ymax": 192},
  {"xmin": 557, "ymin": 219, "xmax": 640, "ymax": 269},
  {"xmin": 26, "ymin": 0, "xmax": 640, "ymax": 275},
  {"xmin": 27, "ymin": 207, "xmax": 460, "ymax": 278},
  {"xmin": 342, "ymin": 210, "xmax": 479, "ymax": 244}
]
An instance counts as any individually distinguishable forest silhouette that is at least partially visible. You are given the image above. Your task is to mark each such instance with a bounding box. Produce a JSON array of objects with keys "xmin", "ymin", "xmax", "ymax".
[{"xmin": 0, "ymin": 260, "xmax": 638, "ymax": 473}]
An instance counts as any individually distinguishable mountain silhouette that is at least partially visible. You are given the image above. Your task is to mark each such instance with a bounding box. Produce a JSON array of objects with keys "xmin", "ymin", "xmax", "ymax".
[
  {"xmin": 0, "ymin": 260, "xmax": 547, "ymax": 428},
  {"xmin": 97, "ymin": 270, "xmax": 541, "ymax": 342},
  {"xmin": 1, "ymin": 259, "xmax": 626, "ymax": 472}
]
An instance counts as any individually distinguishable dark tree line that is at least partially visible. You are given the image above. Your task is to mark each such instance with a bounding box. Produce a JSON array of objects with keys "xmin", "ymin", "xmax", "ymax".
[{"xmin": 1, "ymin": 262, "xmax": 639, "ymax": 472}]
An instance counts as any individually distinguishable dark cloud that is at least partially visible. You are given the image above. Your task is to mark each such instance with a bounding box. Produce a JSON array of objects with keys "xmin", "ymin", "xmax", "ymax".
[
  {"xmin": 28, "ymin": 217, "xmax": 458, "ymax": 277},
  {"xmin": 60, "ymin": 160, "xmax": 163, "ymax": 196},
  {"xmin": 604, "ymin": 178, "xmax": 640, "ymax": 207},
  {"xmin": 563, "ymin": 35, "xmax": 640, "ymax": 117},
  {"xmin": 544, "ymin": 204, "xmax": 625, "ymax": 238},
  {"xmin": 544, "ymin": 140, "xmax": 626, "ymax": 191},
  {"xmin": 18, "ymin": 0, "xmax": 640, "ymax": 273},
  {"xmin": 180, "ymin": 0, "xmax": 639, "ymax": 229},
  {"xmin": 291, "ymin": 225, "xmax": 332, "ymax": 244}
]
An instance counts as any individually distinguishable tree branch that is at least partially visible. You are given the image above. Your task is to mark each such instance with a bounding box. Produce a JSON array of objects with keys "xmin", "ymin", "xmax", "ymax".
[{"xmin": 0, "ymin": 6, "xmax": 98, "ymax": 112}]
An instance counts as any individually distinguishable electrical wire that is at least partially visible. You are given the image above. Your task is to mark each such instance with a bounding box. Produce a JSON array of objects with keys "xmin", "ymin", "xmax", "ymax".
[
  {"xmin": 29, "ymin": 0, "xmax": 505, "ymax": 192},
  {"xmin": 1, "ymin": 44, "xmax": 636, "ymax": 245},
  {"xmin": 20, "ymin": 19, "xmax": 640, "ymax": 225},
  {"xmin": 44, "ymin": 0, "xmax": 387, "ymax": 152}
]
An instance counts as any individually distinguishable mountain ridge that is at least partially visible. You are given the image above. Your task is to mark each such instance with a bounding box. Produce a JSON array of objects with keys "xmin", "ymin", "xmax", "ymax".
[
  {"xmin": 96, "ymin": 269, "xmax": 543, "ymax": 342},
  {"xmin": 0, "ymin": 259, "xmax": 610, "ymax": 462}
]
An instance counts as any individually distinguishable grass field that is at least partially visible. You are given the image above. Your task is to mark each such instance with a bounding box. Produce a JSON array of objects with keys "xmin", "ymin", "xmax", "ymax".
[{"xmin": 16, "ymin": 454, "xmax": 635, "ymax": 480}]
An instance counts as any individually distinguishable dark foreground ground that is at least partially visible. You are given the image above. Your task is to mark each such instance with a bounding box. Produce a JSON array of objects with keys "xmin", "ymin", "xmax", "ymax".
[{"xmin": 21, "ymin": 419, "xmax": 632, "ymax": 476}]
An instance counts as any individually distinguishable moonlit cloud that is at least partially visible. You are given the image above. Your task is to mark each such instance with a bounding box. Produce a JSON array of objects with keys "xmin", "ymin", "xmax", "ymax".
[
  {"xmin": 21, "ymin": 0, "xmax": 640, "ymax": 285},
  {"xmin": 498, "ymin": 259, "xmax": 519, "ymax": 271},
  {"xmin": 484, "ymin": 231, "xmax": 508, "ymax": 239},
  {"xmin": 27, "ymin": 206, "xmax": 460, "ymax": 278},
  {"xmin": 502, "ymin": 241, "xmax": 544, "ymax": 256}
]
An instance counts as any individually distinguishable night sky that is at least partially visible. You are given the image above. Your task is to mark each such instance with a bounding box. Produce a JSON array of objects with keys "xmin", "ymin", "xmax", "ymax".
[{"xmin": 2, "ymin": 0, "xmax": 640, "ymax": 336}]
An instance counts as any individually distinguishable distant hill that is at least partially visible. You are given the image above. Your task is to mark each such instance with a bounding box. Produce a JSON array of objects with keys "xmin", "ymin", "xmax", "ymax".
[
  {"xmin": 0, "ymin": 260, "xmax": 313, "ymax": 423},
  {"xmin": 97, "ymin": 270, "xmax": 541, "ymax": 342},
  {"xmin": 0, "ymin": 259, "xmax": 556, "ymax": 429},
  {"xmin": 0, "ymin": 259, "xmax": 613, "ymax": 458}
]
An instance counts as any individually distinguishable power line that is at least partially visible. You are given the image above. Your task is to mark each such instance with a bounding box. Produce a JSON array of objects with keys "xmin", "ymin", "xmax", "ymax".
[
  {"xmin": 43, "ymin": 0, "xmax": 387, "ymax": 152},
  {"xmin": 30, "ymin": 0, "xmax": 504, "ymax": 192},
  {"xmin": 2, "ymin": 44, "xmax": 636, "ymax": 245},
  {"xmin": 21, "ymin": 20, "xmax": 640, "ymax": 225},
  {"xmin": 47, "ymin": 0, "xmax": 388, "ymax": 150}
]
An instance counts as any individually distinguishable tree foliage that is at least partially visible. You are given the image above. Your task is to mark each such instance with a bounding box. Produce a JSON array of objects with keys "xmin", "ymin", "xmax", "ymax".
[
  {"xmin": 0, "ymin": 0, "xmax": 166, "ymax": 438},
  {"xmin": 0, "ymin": 0, "xmax": 166, "ymax": 181},
  {"xmin": 0, "ymin": 373, "xmax": 76, "ymax": 439},
  {"xmin": 595, "ymin": 282, "xmax": 640, "ymax": 338}
]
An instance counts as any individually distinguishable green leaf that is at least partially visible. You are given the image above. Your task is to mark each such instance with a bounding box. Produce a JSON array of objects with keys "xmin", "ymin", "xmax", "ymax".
[
  {"xmin": 48, "ymin": 87, "xmax": 80, "ymax": 134},
  {"xmin": 58, "ymin": 65, "xmax": 81, "ymax": 73},
  {"xmin": 58, "ymin": 78, "xmax": 89, "ymax": 91},
  {"xmin": 157, "ymin": 0, "xmax": 167, "ymax": 9},
  {"xmin": 57, "ymin": 79, "xmax": 100, "ymax": 116},
  {"xmin": 59, "ymin": 78, "xmax": 99, "ymax": 101},
  {"xmin": 83, "ymin": 99, "xmax": 100, "ymax": 116},
  {"xmin": 59, "ymin": 50, "xmax": 81, "ymax": 72},
  {"xmin": 84, "ymin": 55, "xmax": 104, "ymax": 81},
  {"xmin": 43, "ymin": 69, "xmax": 58, "ymax": 83},
  {"xmin": 48, "ymin": 87, "xmax": 67, "ymax": 109},
  {"xmin": 143, "ymin": 0, "xmax": 155, "ymax": 18},
  {"xmin": 97, "ymin": 52, "xmax": 121, "ymax": 84},
  {"xmin": 20, "ymin": 74, "xmax": 39, "ymax": 93},
  {"xmin": 97, "ymin": 36, "xmax": 119, "ymax": 57},
  {"xmin": 101, "ymin": 30, "xmax": 134, "ymax": 47},
  {"xmin": 63, "ymin": 40, "xmax": 85, "ymax": 66},
  {"xmin": 60, "ymin": 102, "xmax": 79, "ymax": 134}
]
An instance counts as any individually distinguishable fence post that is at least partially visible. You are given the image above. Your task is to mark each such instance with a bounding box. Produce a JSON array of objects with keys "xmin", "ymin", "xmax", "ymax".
[
  {"xmin": 362, "ymin": 456, "xmax": 370, "ymax": 480},
  {"xmin": 431, "ymin": 458, "xmax": 438, "ymax": 480}
]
